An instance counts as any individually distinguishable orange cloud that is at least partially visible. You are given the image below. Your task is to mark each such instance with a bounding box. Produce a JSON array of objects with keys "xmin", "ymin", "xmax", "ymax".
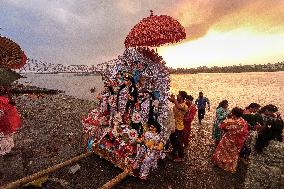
[{"xmin": 169, "ymin": 0, "xmax": 284, "ymax": 40}]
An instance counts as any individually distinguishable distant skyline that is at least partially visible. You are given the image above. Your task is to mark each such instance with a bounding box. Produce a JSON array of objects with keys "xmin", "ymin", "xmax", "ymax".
[{"xmin": 1, "ymin": 0, "xmax": 284, "ymax": 68}]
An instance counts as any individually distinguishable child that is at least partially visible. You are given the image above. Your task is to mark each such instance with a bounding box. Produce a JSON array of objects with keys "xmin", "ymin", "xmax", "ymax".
[{"xmin": 139, "ymin": 122, "xmax": 164, "ymax": 180}]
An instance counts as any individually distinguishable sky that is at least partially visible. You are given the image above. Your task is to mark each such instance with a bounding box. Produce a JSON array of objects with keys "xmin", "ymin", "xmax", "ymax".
[{"xmin": 1, "ymin": 0, "xmax": 284, "ymax": 68}]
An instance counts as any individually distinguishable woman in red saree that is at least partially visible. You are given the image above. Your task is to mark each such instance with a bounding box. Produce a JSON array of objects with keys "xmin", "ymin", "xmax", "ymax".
[
  {"xmin": 211, "ymin": 107, "xmax": 249, "ymax": 173},
  {"xmin": 183, "ymin": 95, "xmax": 197, "ymax": 148},
  {"xmin": 0, "ymin": 86, "xmax": 21, "ymax": 155}
]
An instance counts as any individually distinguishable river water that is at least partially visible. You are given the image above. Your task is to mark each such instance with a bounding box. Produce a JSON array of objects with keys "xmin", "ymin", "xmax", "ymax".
[{"xmin": 18, "ymin": 72, "xmax": 284, "ymax": 115}]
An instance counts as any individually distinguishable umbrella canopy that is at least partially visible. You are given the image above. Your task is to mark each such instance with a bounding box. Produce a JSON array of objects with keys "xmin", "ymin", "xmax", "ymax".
[
  {"xmin": 125, "ymin": 11, "xmax": 186, "ymax": 48},
  {"xmin": 0, "ymin": 67, "xmax": 21, "ymax": 86},
  {"xmin": 0, "ymin": 36, "xmax": 27, "ymax": 69}
]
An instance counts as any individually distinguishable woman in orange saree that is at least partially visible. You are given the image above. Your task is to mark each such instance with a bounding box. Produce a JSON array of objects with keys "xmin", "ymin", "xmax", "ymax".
[{"xmin": 211, "ymin": 107, "xmax": 249, "ymax": 173}]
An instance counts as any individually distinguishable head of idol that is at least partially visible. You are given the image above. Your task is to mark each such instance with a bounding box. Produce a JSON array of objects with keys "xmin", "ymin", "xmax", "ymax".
[
  {"xmin": 116, "ymin": 71, "xmax": 122, "ymax": 80},
  {"xmin": 133, "ymin": 60, "xmax": 140, "ymax": 68},
  {"xmin": 124, "ymin": 74, "xmax": 132, "ymax": 86},
  {"xmin": 138, "ymin": 76, "xmax": 145, "ymax": 86},
  {"xmin": 148, "ymin": 124, "xmax": 157, "ymax": 133},
  {"xmin": 148, "ymin": 121, "xmax": 161, "ymax": 134}
]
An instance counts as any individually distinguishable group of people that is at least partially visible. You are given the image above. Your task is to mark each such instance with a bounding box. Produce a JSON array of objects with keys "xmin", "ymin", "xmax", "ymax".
[
  {"xmin": 167, "ymin": 91, "xmax": 210, "ymax": 162},
  {"xmin": 211, "ymin": 100, "xmax": 283, "ymax": 188},
  {"xmin": 168, "ymin": 91, "xmax": 284, "ymax": 188},
  {"xmin": 1, "ymin": 85, "xmax": 283, "ymax": 187}
]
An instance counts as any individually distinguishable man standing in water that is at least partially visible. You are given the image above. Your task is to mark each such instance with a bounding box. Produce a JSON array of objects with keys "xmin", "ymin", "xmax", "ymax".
[{"xmin": 195, "ymin": 92, "xmax": 210, "ymax": 125}]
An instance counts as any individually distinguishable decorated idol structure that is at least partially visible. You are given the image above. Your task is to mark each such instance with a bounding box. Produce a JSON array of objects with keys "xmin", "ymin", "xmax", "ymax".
[{"xmin": 82, "ymin": 11, "xmax": 186, "ymax": 179}]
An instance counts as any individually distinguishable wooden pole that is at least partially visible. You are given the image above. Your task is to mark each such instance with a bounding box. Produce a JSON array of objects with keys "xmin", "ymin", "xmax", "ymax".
[
  {"xmin": 1, "ymin": 152, "xmax": 93, "ymax": 189},
  {"xmin": 99, "ymin": 170, "xmax": 130, "ymax": 189}
]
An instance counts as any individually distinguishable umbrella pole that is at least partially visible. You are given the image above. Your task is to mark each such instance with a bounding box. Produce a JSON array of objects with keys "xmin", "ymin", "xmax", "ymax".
[
  {"xmin": 99, "ymin": 170, "xmax": 130, "ymax": 189},
  {"xmin": 1, "ymin": 152, "xmax": 94, "ymax": 189}
]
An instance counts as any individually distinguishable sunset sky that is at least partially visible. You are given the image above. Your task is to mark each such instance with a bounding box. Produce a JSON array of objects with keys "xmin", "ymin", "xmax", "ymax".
[{"xmin": 1, "ymin": 0, "xmax": 283, "ymax": 68}]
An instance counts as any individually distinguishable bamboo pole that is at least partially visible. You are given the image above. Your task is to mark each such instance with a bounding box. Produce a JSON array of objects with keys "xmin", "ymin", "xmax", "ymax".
[
  {"xmin": 99, "ymin": 170, "xmax": 130, "ymax": 189},
  {"xmin": 1, "ymin": 152, "xmax": 94, "ymax": 189}
]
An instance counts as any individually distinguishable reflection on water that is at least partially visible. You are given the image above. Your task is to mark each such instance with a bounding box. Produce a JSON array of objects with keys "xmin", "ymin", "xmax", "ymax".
[{"xmin": 19, "ymin": 72, "xmax": 284, "ymax": 114}]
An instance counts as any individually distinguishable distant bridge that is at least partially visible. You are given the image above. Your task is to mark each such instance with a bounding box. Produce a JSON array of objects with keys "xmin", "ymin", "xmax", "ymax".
[{"xmin": 18, "ymin": 58, "xmax": 102, "ymax": 74}]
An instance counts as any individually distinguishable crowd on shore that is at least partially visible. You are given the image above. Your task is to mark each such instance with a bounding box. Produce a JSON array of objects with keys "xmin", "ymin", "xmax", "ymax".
[
  {"xmin": 1, "ymin": 84, "xmax": 284, "ymax": 188},
  {"xmin": 168, "ymin": 90, "xmax": 284, "ymax": 188}
]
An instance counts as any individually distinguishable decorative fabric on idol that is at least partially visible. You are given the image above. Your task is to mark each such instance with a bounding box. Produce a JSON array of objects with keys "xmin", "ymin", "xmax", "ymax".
[{"xmin": 139, "ymin": 131, "xmax": 163, "ymax": 178}]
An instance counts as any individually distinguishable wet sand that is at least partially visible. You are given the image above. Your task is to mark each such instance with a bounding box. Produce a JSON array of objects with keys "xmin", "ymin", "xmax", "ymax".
[{"xmin": 0, "ymin": 88, "xmax": 247, "ymax": 189}]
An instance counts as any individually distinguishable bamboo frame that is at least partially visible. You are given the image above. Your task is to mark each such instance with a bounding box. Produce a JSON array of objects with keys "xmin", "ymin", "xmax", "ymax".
[
  {"xmin": 99, "ymin": 170, "xmax": 130, "ymax": 189},
  {"xmin": 1, "ymin": 137, "xmax": 136, "ymax": 189},
  {"xmin": 92, "ymin": 145, "xmax": 134, "ymax": 176},
  {"xmin": 1, "ymin": 147, "xmax": 132, "ymax": 189},
  {"xmin": 1, "ymin": 152, "xmax": 93, "ymax": 189}
]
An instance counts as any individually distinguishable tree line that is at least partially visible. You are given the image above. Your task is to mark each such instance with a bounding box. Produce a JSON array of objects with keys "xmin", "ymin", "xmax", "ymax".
[{"xmin": 168, "ymin": 62, "xmax": 284, "ymax": 74}]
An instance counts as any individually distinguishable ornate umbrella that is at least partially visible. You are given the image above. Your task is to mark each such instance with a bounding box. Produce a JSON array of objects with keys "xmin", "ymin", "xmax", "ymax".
[
  {"xmin": 124, "ymin": 11, "xmax": 186, "ymax": 48},
  {"xmin": 0, "ymin": 36, "xmax": 27, "ymax": 69}
]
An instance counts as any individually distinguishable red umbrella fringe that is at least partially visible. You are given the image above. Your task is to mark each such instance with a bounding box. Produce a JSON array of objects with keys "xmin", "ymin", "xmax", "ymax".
[
  {"xmin": 125, "ymin": 15, "xmax": 186, "ymax": 47},
  {"xmin": 136, "ymin": 47, "xmax": 166, "ymax": 65},
  {"xmin": 2, "ymin": 51, "xmax": 27, "ymax": 69},
  {"xmin": 0, "ymin": 36, "xmax": 27, "ymax": 69}
]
